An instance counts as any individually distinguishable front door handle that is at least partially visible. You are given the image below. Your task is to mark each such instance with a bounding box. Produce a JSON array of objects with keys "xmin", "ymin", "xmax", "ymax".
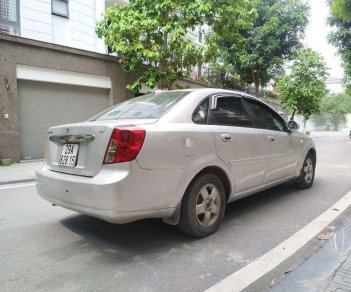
[
  {"xmin": 221, "ymin": 133, "xmax": 232, "ymax": 142},
  {"xmin": 267, "ymin": 136, "xmax": 276, "ymax": 142}
]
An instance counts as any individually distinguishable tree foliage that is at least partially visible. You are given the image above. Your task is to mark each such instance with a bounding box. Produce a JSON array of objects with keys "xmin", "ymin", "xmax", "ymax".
[
  {"xmin": 330, "ymin": 0, "xmax": 351, "ymax": 21},
  {"xmin": 211, "ymin": 0, "xmax": 309, "ymax": 97},
  {"xmin": 328, "ymin": 2, "xmax": 351, "ymax": 87},
  {"xmin": 96, "ymin": 0, "xmax": 215, "ymax": 92},
  {"xmin": 96, "ymin": 0, "xmax": 256, "ymax": 92},
  {"xmin": 275, "ymin": 48, "xmax": 328, "ymax": 120}
]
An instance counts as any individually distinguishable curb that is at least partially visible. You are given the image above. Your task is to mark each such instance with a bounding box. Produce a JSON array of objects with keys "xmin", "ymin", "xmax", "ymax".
[{"xmin": 0, "ymin": 179, "xmax": 35, "ymax": 186}]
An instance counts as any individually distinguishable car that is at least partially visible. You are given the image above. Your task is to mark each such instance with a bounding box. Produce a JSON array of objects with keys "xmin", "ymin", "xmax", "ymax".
[{"xmin": 36, "ymin": 88, "xmax": 316, "ymax": 238}]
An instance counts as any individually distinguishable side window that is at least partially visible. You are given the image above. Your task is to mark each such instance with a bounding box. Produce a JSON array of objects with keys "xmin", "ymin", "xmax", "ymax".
[
  {"xmin": 211, "ymin": 97, "xmax": 252, "ymax": 127},
  {"xmin": 245, "ymin": 99, "xmax": 285, "ymax": 132},
  {"xmin": 193, "ymin": 98, "xmax": 209, "ymax": 124}
]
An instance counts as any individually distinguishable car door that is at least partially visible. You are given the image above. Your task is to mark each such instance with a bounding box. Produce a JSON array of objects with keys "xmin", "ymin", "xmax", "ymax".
[
  {"xmin": 244, "ymin": 98, "xmax": 299, "ymax": 184},
  {"xmin": 210, "ymin": 95, "xmax": 268, "ymax": 194}
]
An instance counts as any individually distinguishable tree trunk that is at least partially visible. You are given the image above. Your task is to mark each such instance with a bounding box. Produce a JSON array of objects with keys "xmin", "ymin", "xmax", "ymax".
[
  {"xmin": 252, "ymin": 69, "xmax": 260, "ymax": 98},
  {"xmin": 303, "ymin": 116, "xmax": 307, "ymax": 132},
  {"xmin": 157, "ymin": 31, "xmax": 168, "ymax": 90},
  {"xmin": 157, "ymin": 79, "xmax": 167, "ymax": 90},
  {"xmin": 290, "ymin": 110, "xmax": 296, "ymax": 121}
]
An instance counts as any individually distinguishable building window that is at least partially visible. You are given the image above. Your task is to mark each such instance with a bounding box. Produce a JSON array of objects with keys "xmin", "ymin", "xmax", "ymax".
[
  {"xmin": 52, "ymin": 0, "xmax": 69, "ymax": 18},
  {"xmin": 0, "ymin": 0, "xmax": 20, "ymax": 36}
]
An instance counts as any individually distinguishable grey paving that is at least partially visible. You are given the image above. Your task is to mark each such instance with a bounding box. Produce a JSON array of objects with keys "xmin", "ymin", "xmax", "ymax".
[
  {"xmin": 0, "ymin": 160, "xmax": 43, "ymax": 184},
  {"xmin": 1, "ymin": 132, "xmax": 351, "ymax": 291},
  {"xmin": 273, "ymin": 218, "xmax": 351, "ymax": 292},
  {"xmin": 327, "ymin": 252, "xmax": 351, "ymax": 292}
]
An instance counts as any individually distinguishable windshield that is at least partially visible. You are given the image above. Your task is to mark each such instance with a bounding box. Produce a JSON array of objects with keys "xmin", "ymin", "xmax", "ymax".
[{"xmin": 91, "ymin": 91, "xmax": 190, "ymax": 121}]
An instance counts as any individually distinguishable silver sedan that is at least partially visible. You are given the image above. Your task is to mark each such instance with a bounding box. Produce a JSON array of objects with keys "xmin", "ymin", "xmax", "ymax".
[{"xmin": 36, "ymin": 88, "xmax": 316, "ymax": 237}]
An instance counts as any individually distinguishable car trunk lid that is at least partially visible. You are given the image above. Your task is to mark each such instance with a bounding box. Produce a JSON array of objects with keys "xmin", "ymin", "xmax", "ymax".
[{"xmin": 46, "ymin": 119, "xmax": 157, "ymax": 177}]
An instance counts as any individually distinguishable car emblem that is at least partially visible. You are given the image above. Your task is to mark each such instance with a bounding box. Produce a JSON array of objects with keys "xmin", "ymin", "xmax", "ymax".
[
  {"xmin": 65, "ymin": 127, "xmax": 71, "ymax": 133},
  {"xmin": 99, "ymin": 129, "xmax": 105, "ymax": 133}
]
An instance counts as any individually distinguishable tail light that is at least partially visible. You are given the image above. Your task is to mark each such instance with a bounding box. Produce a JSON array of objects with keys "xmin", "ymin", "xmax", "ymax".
[{"xmin": 104, "ymin": 125, "xmax": 146, "ymax": 164}]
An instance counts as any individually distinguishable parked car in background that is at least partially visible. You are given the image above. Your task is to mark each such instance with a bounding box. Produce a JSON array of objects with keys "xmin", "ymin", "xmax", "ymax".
[{"xmin": 36, "ymin": 88, "xmax": 316, "ymax": 237}]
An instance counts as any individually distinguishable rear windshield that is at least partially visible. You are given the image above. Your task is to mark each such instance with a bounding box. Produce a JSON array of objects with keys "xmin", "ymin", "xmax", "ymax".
[{"xmin": 91, "ymin": 91, "xmax": 190, "ymax": 121}]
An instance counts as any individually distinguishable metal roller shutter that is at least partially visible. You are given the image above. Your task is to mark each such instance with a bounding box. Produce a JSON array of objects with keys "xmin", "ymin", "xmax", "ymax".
[{"xmin": 18, "ymin": 80, "xmax": 110, "ymax": 160}]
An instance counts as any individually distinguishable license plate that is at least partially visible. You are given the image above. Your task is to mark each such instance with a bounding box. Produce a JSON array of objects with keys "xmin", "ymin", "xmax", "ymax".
[{"xmin": 59, "ymin": 144, "xmax": 79, "ymax": 167}]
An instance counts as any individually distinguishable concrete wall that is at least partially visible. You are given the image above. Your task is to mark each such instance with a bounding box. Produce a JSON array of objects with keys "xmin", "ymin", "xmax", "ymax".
[
  {"xmin": 295, "ymin": 114, "xmax": 351, "ymax": 132},
  {"xmin": 0, "ymin": 34, "xmax": 132, "ymax": 162}
]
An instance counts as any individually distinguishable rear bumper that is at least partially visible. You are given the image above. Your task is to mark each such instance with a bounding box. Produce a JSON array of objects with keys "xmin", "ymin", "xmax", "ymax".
[{"xmin": 35, "ymin": 163, "xmax": 177, "ymax": 223}]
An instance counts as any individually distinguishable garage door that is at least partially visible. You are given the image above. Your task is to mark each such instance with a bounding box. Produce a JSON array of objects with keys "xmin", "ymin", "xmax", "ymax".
[{"xmin": 18, "ymin": 80, "xmax": 110, "ymax": 160}]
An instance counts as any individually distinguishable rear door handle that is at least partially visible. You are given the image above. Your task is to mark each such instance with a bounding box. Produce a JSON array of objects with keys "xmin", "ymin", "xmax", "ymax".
[
  {"xmin": 267, "ymin": 136, "xmax": 276, "ymax": 142},
  {"xmin": 220, "ymin": 133, "xmax": 232, "ymax": 142}
]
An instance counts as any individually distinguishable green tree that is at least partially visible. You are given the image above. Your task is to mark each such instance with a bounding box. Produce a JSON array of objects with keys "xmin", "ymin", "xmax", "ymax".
[
  {"xmin": 330, "ymin": 0, "xmax": 351, "ymax": 21},
  {"xmin": 96, "ymin": 0, "xmax": 215, "ymax": 92},
  {"xmin": 328, "ymin": 2, "xmax": 351, "ymax": 88},
  {"xmin": 210, "ymin": 0, "xmax": 309, "ymax": 97},
  {"xmin": 275, "ymin": 48, "xmax": 328, "ymax": 124},
  {"xmin": 96, "ymin": 0, "xmax": 255, "ymax": 92}
]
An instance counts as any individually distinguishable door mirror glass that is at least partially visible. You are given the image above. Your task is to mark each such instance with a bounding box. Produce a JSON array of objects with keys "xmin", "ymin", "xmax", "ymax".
[{"xmin": 287, "ymin": 120, "xmax": 300, "ymax": 130}]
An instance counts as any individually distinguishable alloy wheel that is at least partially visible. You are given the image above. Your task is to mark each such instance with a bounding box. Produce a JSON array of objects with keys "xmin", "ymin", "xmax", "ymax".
[
  {"xmin": 304, "ymin": 158, "xmax": 314, "ymax": 183},
  {"xmin": 195, "ymin": 183, "xmax": 221, "ymax": 228}
]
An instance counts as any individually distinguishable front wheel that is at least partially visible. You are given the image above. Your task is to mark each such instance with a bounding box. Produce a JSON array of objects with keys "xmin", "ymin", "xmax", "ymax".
[
  {"xmin": 294, "ymin": 153, "xmax": 315, "ymax": 189},
  {"xmin": 178, "ymin": 173, "xmax": 226, "ymax": 238}
]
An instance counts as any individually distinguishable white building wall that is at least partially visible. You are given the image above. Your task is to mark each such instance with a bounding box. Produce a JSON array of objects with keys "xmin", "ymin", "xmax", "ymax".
[
  {"xmin": 20, "ymin": 0, "xmax": 52, "ymax": 43},
  {"xmin": 347, "ymin": 114, "xmax": 351, "ymax": 129},
  {"xmin": 327, "ymin": 83, "xmax": 344, "ymax": 94},
  {"xmin": 65, "ymin": 0, "xmax": 97, "ymax": 51},
  {"xmin": 96, "ymin": 0, "xmax": 106, "ymax": 53},
  {"xmin": 20, "ymin": 0, "xmax": 104, "ymax": 53}
]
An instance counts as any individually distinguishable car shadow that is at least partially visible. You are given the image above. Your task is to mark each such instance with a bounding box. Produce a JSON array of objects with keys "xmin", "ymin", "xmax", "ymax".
[
  {"xmin": 60, "ymin": 214, "xmax": 192, "ymax": 254},
  {"xmin": 223, "ymin": 182, "xmax": 299, "ymax": 223},
  {"xmin": 59, "ymin": 182, "xmax": 300, "ymax": 253}
]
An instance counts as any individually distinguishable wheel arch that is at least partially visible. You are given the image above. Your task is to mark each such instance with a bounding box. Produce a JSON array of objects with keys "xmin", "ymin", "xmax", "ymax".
[
  {"xmin": 163, "ymin": 165, "xmax": 232, "ymax": 226},
  {"xmin": 307, "ymin": 148, "xmax": 317, "ymax": 164},
  {"xmin": 189, "ymin": 166, "xmax": 232, "ymax": 202}
]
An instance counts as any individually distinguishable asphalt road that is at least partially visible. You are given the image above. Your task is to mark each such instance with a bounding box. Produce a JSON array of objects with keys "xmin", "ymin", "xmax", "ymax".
[{"xmin": 1, "ymin": 132, "xmax": 351, "ymax": 292}]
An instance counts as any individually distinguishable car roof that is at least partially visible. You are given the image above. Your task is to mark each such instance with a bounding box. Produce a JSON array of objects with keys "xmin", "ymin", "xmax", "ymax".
[{"xmin": 153, "ymin": 88, "xmax": 276, "ymax": 112}]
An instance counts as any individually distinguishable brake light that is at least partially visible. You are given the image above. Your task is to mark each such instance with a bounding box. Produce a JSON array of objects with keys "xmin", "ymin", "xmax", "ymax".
[{"xmin": 104, "ymin": 126, "xmax": 146, "ymax": 163}]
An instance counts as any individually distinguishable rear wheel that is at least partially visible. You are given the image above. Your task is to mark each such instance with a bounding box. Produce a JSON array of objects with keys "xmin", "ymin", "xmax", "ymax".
[
  {"xmin": 179, "ymin": 173, "xmax": 226, "ymax": 238},
  {"xmin": 294, "ymin": 153, "xmax": 315, "ymax": 189}
]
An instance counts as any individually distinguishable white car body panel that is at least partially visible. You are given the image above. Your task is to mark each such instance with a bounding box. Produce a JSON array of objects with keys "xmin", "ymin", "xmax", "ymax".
[
  {"xmin": 212, "ymin": 125, "xmax": 267, "ymax": 193},
  {"xmin": 264, "ymin": 130, "xmax": 299, "ymax": 183},
  {"xmin": 36, "ymin": 88, "xmax": 316, "ymax": 225}
]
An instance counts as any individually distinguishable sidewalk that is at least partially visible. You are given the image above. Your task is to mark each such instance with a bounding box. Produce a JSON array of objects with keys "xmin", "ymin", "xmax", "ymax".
[
  {"xmin": 0, "ymin": 160, "xmax": 43, "ymax": 184},
  {"xmin": 273, "ymin": 218, "xmax": 351, "ymax": 291}
]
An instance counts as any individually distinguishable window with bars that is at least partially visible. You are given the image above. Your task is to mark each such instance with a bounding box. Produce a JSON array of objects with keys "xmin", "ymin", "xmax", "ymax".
[{"xmin": 0, "ymin": 0, "xmax": 20, "ymax": 36}]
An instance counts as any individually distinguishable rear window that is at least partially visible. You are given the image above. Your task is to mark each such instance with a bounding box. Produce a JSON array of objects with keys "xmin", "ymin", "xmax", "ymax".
[{"xmin": 91, "ymin": 91, "xmax": 190, "ymax": 121}]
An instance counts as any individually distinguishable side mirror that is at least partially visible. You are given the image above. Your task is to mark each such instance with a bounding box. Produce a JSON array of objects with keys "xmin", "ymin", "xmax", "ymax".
[{"xmin": 287, "ymin": 120, "xmax": 300, "ymax": 131}]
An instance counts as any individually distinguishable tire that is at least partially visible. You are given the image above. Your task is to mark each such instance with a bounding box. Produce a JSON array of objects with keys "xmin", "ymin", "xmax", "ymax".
[
  {"xmin": 294, "ymin": 153, "xmax": 315, "ymax": 189},
  {"xmin": 178, "ymin": 173, "xmax": 226, "ymax": 238}
]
